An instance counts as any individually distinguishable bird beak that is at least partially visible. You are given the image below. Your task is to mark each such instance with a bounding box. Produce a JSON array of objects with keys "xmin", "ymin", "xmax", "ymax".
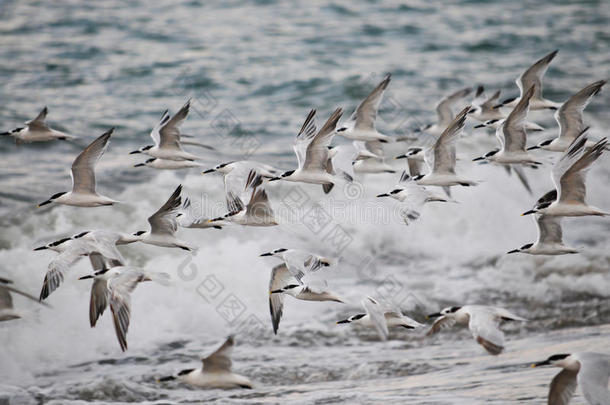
[
  {"xmin": 259, "ymin": 252, "xmax": 273, "ymax": 257},
  {"xmin": 134, "ymin": 163, "xmax": 145, "ymax": 167},
  {"xmin": 33, "ymin": 246, "xmax": 47, "ymax": 251},
  {"xmin": 129, "ymin": 150, "xmax": 140, "ymax": 155},
  {"xmin": 468, "ymin": 108, "xmax": 476, "ymax": 114},
  {"xmin": 78, "ymin": 275, "xmax": 94, "ymax": 280},
  {"xmin": 521, "ymin": 210, "xmax": 536, "ymax": 216},
  {"xmin": 202, "ymin": 169, "xmax": 215, "ymax": 174},
  {"xmin": 472, "ymin": 156, "xmax": 485, "ymax": 162},
  {"xmin": 336, "ymin": 319, "xmax": 350, "ymax": 324},
  {"xmin": 526, "ymin": 145, "xmax": 540, "ymax": 150},
  {"xmin": 506, "ymin": 249, "xmax": 519, "ymax": 254},
  {"xmin": 37, "ymin": 200, "xmax": 52, "ymax": 207},
  {"xmin": 268, "ymin": 177, "xmax": 281, "ymax": 181},
  {"xmin": 270, "ymin": 289, "xmax": 283, "ymax": 294},
  {"xmin": 208, "ymin": 217, "xmax": 223, "ymax": 223},
  {"xmin": 474, "ymin": 124, "xmax": 485, "ymax": 128},
  {"xmin": 395, "ymin": 154, "xmax": 407, "ymax": 160},
  {"xmin": 376, "ymin": 193, "xmax": 390, "ymax": 197},
  {"xmin": 426, "ymin": 313, "xmax": 442, "ymax": 319},
  {"xmin": 531, "ymin": 360, "xmax": 550, "ymax": 368},
  {"xmin": 492, "ymin": 104, "xmax": 503, "ymax": 109}
]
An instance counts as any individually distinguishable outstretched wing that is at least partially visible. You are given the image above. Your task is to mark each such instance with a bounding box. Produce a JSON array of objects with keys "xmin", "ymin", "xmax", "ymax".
[
  {"xmin": 303, "ymin": 108, "xmax": 342, "ymax": 171},
  {"xmin": 71, "ymin": 129, "xmax": 113, "ymax": 194},
  {"xmin": 363, "ymin": 296, "xmax": 389, "ymax": 341},
  {"xmin": 294, "ymin": 109, "xmax": 317, "ymax": 169},
  {"xmin": 516, "ymin": 50, "xmax": 558, "ymax": 99},
  {"xmin": 430, "ymin": 107, "xmax": 469, "ymax": 174},
  {"xmin": 556, "ymin": 80, "xmax": 606, "ymax": 144},
  {"xmin": 269, "ymin": 264, "xmax": 293, "ymax": 335},
  {"xmin": 148, "ymin": 185, "xmax": 182, "ymax": 235},
  {"xmin": 159, "ymin": 100, "xmax": 190, "ymax": 151},
  {"xmin": 202, "ymin": 335, "xmax": 234, "ymax": 372},
  {"xmin": 350, "ymin": 74, "xmax": 391, "ymax": 131},
  {"xmin": 435, "ymin": 87, "xmax": 471, "ymax": 127}
]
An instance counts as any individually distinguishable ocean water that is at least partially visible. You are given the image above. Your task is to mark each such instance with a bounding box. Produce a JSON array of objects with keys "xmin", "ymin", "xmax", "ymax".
[{"xmin": 1, "ymin": 0, "xmax": 609, "ymax": 404}]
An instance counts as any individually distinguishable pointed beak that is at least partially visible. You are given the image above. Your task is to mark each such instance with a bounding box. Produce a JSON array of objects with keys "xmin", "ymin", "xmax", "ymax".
[
  {"xmin": 527, "ymin": 145, "xmax": 540, "ymax": 150},
  {"xmin": 468, "ymin": 108, "xmax": 476, "ymax": 114},
  {"xmin": 507, "ymin": 249, "xmax": 519, "ymax": 254},
  {"xmin": 426, "ymin": 313, "xmax": 442, "ymax": 319},
  {"xmin": 33, "ymin": 246, "xmax": 47, "ymax": 251},
  {"xmin": 472, "ymin": 156, "xmax": 485, "ymax": 162},
  {"xmin": 209, "ymin": 217, "xmax": 223, "ymax": 223},
  {"xmin": 270, "ymin": 289, "xmax": 283, "ymax": 294},
  {"xmin": 474, "ymin": 124, "xmax": 485, "ymax": 128},
  {"xmin": 336, "ymin": 319, "xmax": 350, "ymax": 324},
  {"xmin": 395, "ymin": 154, "xmax": 407, "ymax": 160},
  {"xmin": 78, "ymin": 275, "xmax": 94, "ymax": 280},
  {"xmin": 268, "ymin": 177, "xmax": 281, "ymax": 181},
  {"xmin": 202, "ymin": 169, "xmax": 215, "ymax": 174},
  {"xmin": 37, "ymin": 200, "xmax": 52, "ymax": 207},
  {"xmin": 376, "ymin": 193, "xmax": 390, "ymax": 197},
  {"xmin": 129, "ymin": 150, "xmax": 140, "ymax": 155},
  {"xmin": 492, "ymin": 104, "xmax": 503, "ymax": 109},
  {"xmin": 259, "ymin": 252, "xmax": 273, "ymax": 257},
  {"xmin": 521, "ymin": 210, "xmax": 536, "ymax": 216},
  {"xmin": 134, "ymin": 163, "xmax": 145, "ymax": 167},
  {"xmin": 531, "ymin": 360, "xmax": 550, "ymax": 368}
]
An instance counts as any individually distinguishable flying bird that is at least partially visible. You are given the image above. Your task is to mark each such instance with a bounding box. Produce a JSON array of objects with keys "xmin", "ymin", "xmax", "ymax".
[{"xmin": 1, "ymin": 106, "xmax": 76, "ymax": 145}]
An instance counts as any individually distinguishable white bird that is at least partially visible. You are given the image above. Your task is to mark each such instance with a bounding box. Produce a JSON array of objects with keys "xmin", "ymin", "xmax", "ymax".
[
  {"xmin": 468, "ymin": 86, "xmax": 505, "ymax": 123},
  {"xmin": 351, "ymin": 140, "xmax": 396, "ymax": 174},
  {"xmin": 532, "ymin": 352, "xmax": 610, "ymax": 405},
  {"xmin": 260, "ymin": 248, "xmax": 336, "ymax": 283},
  {"xmin": 528, "ymin": 80, "xmax": 606, "ymax": 152},
  {"xmin": 337, "ymin": 297, "xmax": 423, "ymax": 340},
  {"xmin": 414, "ymin": 107, "xmax": 478, "ymax": 190},
  {"xmin": 133, "ymin": 157, "xmax": 204, "ymax": 170},
  {"xmin": 210, "ymin": 170, "xmax": 278, "ymax": 226},
  {"xmin": 268, "ymin": 263, "xmax": 343, "ymax": 335},
  {"xmin": 177, "ymin": 197, "xmax": 224, "ymax": 230},
  {"xmin": 0, "ymin": 277, "xmax": 48, "ymax": 321},
  {"xmin": 130, "ymin": 101, "xmax": 212, "ymax": 161},
  {"xmin": 494, "ymin": 50, "xmax": 561, "ymax": 111},
  {"xmin": 157, "ymin": 336, "xmax": 253, "ymax": 389},
  {"xmin": 1, "ymin": 106, "xmax": 76, "ymax": 145},
  {"xmin": 129, "ymin": 185, "xmax": 197, "ymax": 250},
  {"xmin": 522, "ymin": 133, "xmax": 608, "ymax": 217},
  {"xmin": 376, "ymin": 171, "xmax": 450, "ymax": 225},
  {"xmin": 426, "ymin": 305, "xmax": 527, "ymax": 355},
  {"xmin": 38, "ymin": 129, "xmax": 118, "ymax": 207},
  {"xmin": 507, "ymin": 214, "xmax": 579, "ymax": 255},
  {"xmin": 78, "ymin": 265, "xmax": 169, "ymax": 351},
  {"xmin": 335, "ymin": 74, "xmax": 392, "ymax": 142},
  {"xmin": 419, "ymin": 87, "xmax": 471, "ymax": 137},
  {"xmin": 202, "ymin": 160, "xmax": 280, "ymax": 179},
  {"xmin": 269, "ymin": 109, "xmax": 353, "ymax": 193}
]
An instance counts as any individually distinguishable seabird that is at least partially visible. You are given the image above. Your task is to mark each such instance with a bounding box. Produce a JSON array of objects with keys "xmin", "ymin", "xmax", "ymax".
[
  {"xmin": 0, "ymin": 106, "xmax": 76, "ymax": 145},
  {"xmin": 507, "ymin": 214, "xmax": 579, "ymax": 255}
]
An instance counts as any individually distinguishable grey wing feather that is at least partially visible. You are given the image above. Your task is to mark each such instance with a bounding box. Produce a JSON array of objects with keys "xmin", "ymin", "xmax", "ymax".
[
  {"xmin": 548, "ymin": 369, "xmax": 578, "ymax": 405},
  {"xmin": 202, "ymin": 336, "xmax": 234, "ymax": 372},
  {"xmin": 536, "ymin": 215, "xmax": 563, "ymax": 245},
  {"xmin": 517, "ymin": 50, "xmax": 558, "ymax": 99},
  {"xmin": 303, "ymin": 108, "xmax": 342, "ymax": 171},
  {"xmin": 431, "ymin": 107, "xmax": 469, "ymax": 174},
  {"xmin": 556, "ymin": 80, "xmax": 606, "ymax": 143},
  {"xmin": 27, "ymin": 106, "xmax": 50, "ymax": 130},
  {"xmin": 426, "ymin": 315, "xmax": 456, "ymax": 336},
  {"xmin": 436, "ymin": 87, "xmax": 471, "ymax": 126},
  {"xmin": 351, "ymin": 74, "xmax": 391, "ymax": 130},
  {"xmin": 148, "ymin": 185, "xmax": 182, "ymax": 235},
  {"xmin": 363, "ymin": 297, "xmax": 389, "ymax": 341},
  {"xmin": 71, "ymin": 129, "xmax": 113, "ymax": 194},
  {"xmin": 269, "ymin": 264, "xmax": 292, "ymax": 334},
  {"xmin": 89, "ymin": 278, "xmax": 109, "ymax": 327},
  {"xmin": 557, "ymin": 136, "xmax": 607, "ymax": 204},
  {"xmin": 502, "ymin": 86, "xmax": 534, "ymax": 152},
  {"xmin": 159, "ymin": 100, "xmax": 190, "ymax": 150}
]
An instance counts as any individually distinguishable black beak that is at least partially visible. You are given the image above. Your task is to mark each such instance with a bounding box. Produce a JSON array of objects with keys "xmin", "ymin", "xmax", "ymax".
[
  {"xmin": 210, "ymin": 217, "xmax": 223, "ymax": 222},
  {"xmin": 474, "ymin": 124, "xmax": 485, "ymax": 129},
  {"xmin": 492, "ymin": 104, "xmax": 503, "ymax": 109},
  {"xmin": 506, "ymin": 249, "xmax": 519, "ymax": 254},
  {"xmin": 468, "ymin": 108, "xmax": 476, "ymax": 114},
  {"xmin": 129, "ymin": 150, "xmax": 140, "ymax": 155},
  {"xmin": 472, "ymin": 156, "xmax": 485, "ymax": 162},
  {"xmin": 336, "ymin": 319, "xmax": 350, "ymax": 324},
  {"xmin": 270, "ymin": 289, "xmax": 283, "ymax": 294},
  {"xmin": 37, "ymin": 200, "xmax": 52, "ymax": 207},
  {"xmin": 259, "ymin": 252, "xmax": 273, "ymax": 257},
  {"xmin": 202, "ymin": 169, "xmax": 215, "ymax": 174},
  {"xmin": 521, "ymin": 210, "xmax": 536, "ymax": 216},
  {"xmin": 377, "ymin": 193, "xmax": 390, "ymax": 197},
  {"xmin": 532, "ymin": 360, "xmax": 550, "ymax": 368},
  {"xmin": 157, "ymin": 375, "xmax": 176, "ymax": 382},
  {"xmin": 526, "ymin": 145, "xmax": 540, "ymax": 150},
  {"xmin": 268, "ymin": 177, "xmax": 281, "ymax": 181},
  {"xmin": 134, "ymin": 163, "xmax": 145, "ymax": 167},
  {"xmin": 78, "ymin": 275, "xmax": 94, "ymax": 280},
  {"xmin": 395, "ymin": 154, "xmax": 407, "ymax": 160},
  {"xmin": 426, "ymin": 313, "xmax": 442, "ymax": 319},
  {"xmin": 33, "ymin": 246, "xmax": 47, "ymax": 251}
]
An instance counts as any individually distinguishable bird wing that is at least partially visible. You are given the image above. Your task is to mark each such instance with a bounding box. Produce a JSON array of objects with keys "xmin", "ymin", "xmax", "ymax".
[
  {"xmin": 159, "ymin": 100, "xmax": 190, "ymax": 151},
  {"xmin": 548, "ymin": 369, "xmax": 578, "ymax": 405},
  {"xmin": 39, "ymin": 242, "xmax": 89, "ymax": 300},
  {"xmin": 556, "ymin": 80, "xmax": 606, "ymax": 144},
  {"xmin": 426, "ymin": 315, "xmax": 456, "ymax": 336},
  {"xmin": 350, "ymin": 74, "xmax": 391, "ymax": 131},
  {"xmin": 502, "ymin": 86, "xmax": 534, "ymax": 152},
  {"xmin": 89, "ymin": 277, "xmax": 109, "ymax": 328},
  {"xmin": 435, "ymin": 87, "xmax": 471, "ymax": 127},
  {"xmin": 467, "ymin": 308, "xmax": 505, "ymax": 355},
  {"xmin": 535, "ymin": 214, "xmax": 563, "ymax": 245},
  {"xmin": 363, "ymin": 296, "xmax": 389, "ymax": 341},
  {"xmin": 430, "ymin": 107, "xmax": 469, "ymax": 174},
  {"xmin": 363, "ymin": 140, "xmax": 384, "ymax": 157},
  {"xmin": 294, "ymin": 109, "xmax": 317, "ymax": 169},
  {"xmin": 481, "ymin": 90, "xmax": 502, "ymax": 111},
  {"xmin": 577, "ymin": 353, "xmax": 610, "ymax": 405},
  {"xmin": 202, "ymin": 335, "xmax": 234, "ymax": 373},
  {"xmin": 148, "ymin": 185, "xmax": 182, "ymax": 235},
  {"xmin": 269, "ymin": 264, "xmax": 292, "ymax": 335},
  {"xmin": 87, "ymin": 232, "xmax": 126, "ymax": 265},
  {"xmin": 244, "ymin": 171, "xmax": 274, "ymax": 221},
  {"xmin": 0, "ymin": 285, "xmax": 14, "ymax": 311},
  {"xmin": 516, "ymin": 50, "xmax": 558, "ymax": 99},
  {"xmin": 26, "ymin": 106, "xmax": 50, "ymax": 130},
  {"xmin": 150, "ymin": 109, "xmax": 170, "ymax": 146},
  {"xmin": 303, "ymin": 108, "xmax": 342, "ymax": 172},
  {"xmin": 70, "ymin": 128, "xmax": 113, "ymax": 194}
]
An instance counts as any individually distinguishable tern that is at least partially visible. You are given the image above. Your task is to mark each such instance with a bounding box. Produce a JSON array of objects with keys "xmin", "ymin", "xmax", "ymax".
[
  {"xmin": 468, "ymin": 86, "xmax": 505, "ymax": 123},
  {"xmin": 178, "ymin": 197, "xmax": 223, "ymax": 230},
  {"xmin": 1, "ymin": 106, "xmax": 76, "ymax": 145},
  {"xmin": 494, "ymin": 50, "xmax": 561, "ymax": 110},
  {"xmin": 133, "ymin": 157, "xmax": 204, "ymax": 170},
  {"xmin": 130, "ymin": 185, "xmax": 197, "ymax": 250},
  {"xmin": 352, "ymin": 140, "xmax": 396, "ymax": 173},
  {"xmin": 337, "ymin": 297, "xmax": 423, "ymax": 340},
  {"xmin": 269, "ymin": 109, "xmax": 353, "ymax": 193},
  {"xmin": 79, "ymin": 265, "xmax": 169, "ymax": 351},
  {"xmin": 130, "ymin": 101, "xmax": 212, "ymax": 161},
  {"xmin": 528, "ymin": 80, "xmax": 606, "ymax": 152},
  {"xmin": 269, "ymin": 263, "xmax": 343, "ymax": 335},
  {"xmin": 532, "ymin": 352, "xmax": 610, "ymax": 405},
  {"xmin": 419, "ymin": 87, "xmax": 472, "ymax": 137},
  {"xmin": 522, "ymin": 133, "xmax": 608, "ymax": 217},
  {"xmin": 426, "ymin": 305, "xmax": 527, "ymax": 355},
  {"xmin": 0, "ymin": 277, "xmax": 49, "ymax": 321},
  {"xmin": 202, "ymin": 160, "xmax": 280, "ymax": 179},
  {"xmin": 38, "ymin": 129, "xmax": 118, "ymax": 207},
  {"xmin": 413, "ymin": 107, "xmax": 478, "ymax": 190},
  {"xmin": 335, "ymin": 74, "xmax": 392, "ymax": 142},
  {"xmin": 260, "ymin": 248, "xmax": 336, "ymax": 283},
  {"xmin": 210, "ymin": 170, "xmax": 278, "ymax": 226},
  {"xmin": 377, "ymin": 171, "xmax": 449, "ymax": 225},
  {"xmin": 507, "ymin": 214, "xmax": 579, "ymax": 255},
  {"xmin": 158, "ymin": 336, "xmax": 253, "ymax": 389}
]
